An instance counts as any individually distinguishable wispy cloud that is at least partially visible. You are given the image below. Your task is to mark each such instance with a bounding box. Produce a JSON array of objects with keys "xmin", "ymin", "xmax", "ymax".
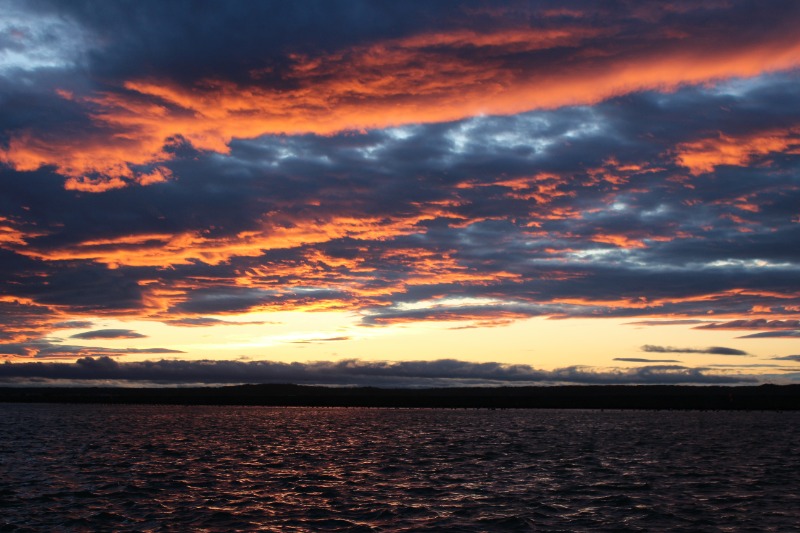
[
  {"xmin": 0, "ymin": 339, "xmax": 182, "ymax": 359},
  {"xmin": 641, "ymin": 345, "xmax": 749, "ymax": 356}
]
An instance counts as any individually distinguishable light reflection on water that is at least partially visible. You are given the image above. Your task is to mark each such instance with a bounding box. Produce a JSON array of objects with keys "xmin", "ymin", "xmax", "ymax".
[{"xmin": 1, "ymin": 405, "xmax": 799, "ymax": 531}]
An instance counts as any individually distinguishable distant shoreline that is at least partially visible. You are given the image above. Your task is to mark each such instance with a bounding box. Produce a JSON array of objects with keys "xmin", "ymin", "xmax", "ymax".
[{"xmin": 1, "ymin": 384, "xmax": 799, "ymax": 410}]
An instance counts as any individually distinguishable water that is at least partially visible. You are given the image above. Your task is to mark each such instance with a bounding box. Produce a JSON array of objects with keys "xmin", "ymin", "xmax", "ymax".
[{"xmin": 1, "ymin": 405, "xmax": 798, "ymax": 532}]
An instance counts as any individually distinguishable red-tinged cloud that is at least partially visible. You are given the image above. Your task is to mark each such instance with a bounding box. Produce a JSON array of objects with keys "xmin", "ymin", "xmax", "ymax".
[
  {"xmin": 12, "ymin": 213, "xmax": 457, "ymax": 268},
  {"xmin": 4, "ymin": 6, "xmax": 800, "ymax": 189},
  {"xmin": 675, "ymin": 128, "xmax": 800, "ymax": 175},
  {"xmin": 0, "ymin": 298, "xmax": 60, "ymax": 343}
]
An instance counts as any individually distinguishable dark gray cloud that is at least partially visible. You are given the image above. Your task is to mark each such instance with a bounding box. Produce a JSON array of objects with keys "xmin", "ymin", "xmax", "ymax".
[
  {"xmin": 642, "ymin": 345, "xmax": 749, "ymax": 356},
  {"xmin": 0, "ymin": 338, "xmax": 183, "ymax": 358},
  {"xmin": 626, "ymin": 320, "xmax": 709, "ymax": 327},
  {"xmin": 614, "ymin": 358, "xmax": 682, "ymax": 363},
  {"xmin": 706, "ymin": 363, "xmax": 786, "ymax": 368},
  {"xmin": 20, "ymin": 0, "xmax": 799, "ymax": 91},
  {"xmin": 291, "ymin": 336, "xmax": 350, "ymax": 344},
  {"xmin": 0, "ymin": 299, "xmax": 57, "ymax": 342},
  {"xmin": 697, "ymin": 319, "xmax": 800, "ymax": 330},
  {"xmin": 32, "ymin": 0, "xmax": 456, "ymax": 85},
  {"xmin": 52, "ymin": 320, "xmax": 94, "ymax": 329},
  {"xmin": 170, "ymin": 288, "xmax": 276, "ymax": 314},
  {"xmin": 0, "ymin": 357, "xmax": 756, "ymax": 386},
  {"xmin": 70, "ymin": 329, "xmax": 146, "ymax": 340},
  {"xmin": 164, "ymin": 317, "xmax": 271, "ymax": 327},
  {"xmin": 738, "ymin": 331, "xmax": 800, "ymax": 339},
  {"xmin": 772, "ymin": 355, "xmax": 800, "ymax": 362}
]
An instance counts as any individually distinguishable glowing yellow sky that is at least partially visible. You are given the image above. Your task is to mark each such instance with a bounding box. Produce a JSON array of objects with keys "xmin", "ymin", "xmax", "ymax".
[{"xmin": 46, "ymin": 312, "xmax": 799, "ymax": 375}]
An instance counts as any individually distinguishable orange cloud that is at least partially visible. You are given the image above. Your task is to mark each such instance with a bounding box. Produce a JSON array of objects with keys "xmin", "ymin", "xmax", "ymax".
[
  {"xmin": 675, "ymin": 127, "xmax": 800, "ymax": 174},
  {"xmin": 589, "ymin": 234, "xmax": 648, "ymax": 249},
  {"xmin": 0, "ymin": 218, "xmax": 29, "ymax": 246},
  {"xmin": 0, "ymin": 127, "xmax": 170, "ymax": 186},
  {"xmin": 15, "ymin": 208, "xmax": 459, "ymax": 268},
  {"xmin": 3, "ymin": 25, "xmax": 800, "ymax": 190}
]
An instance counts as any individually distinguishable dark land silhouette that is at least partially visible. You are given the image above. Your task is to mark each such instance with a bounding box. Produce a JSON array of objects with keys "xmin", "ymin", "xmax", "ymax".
[{"xmin": 1, "ymin": 384, "xmax": 799, "ymax": 409}]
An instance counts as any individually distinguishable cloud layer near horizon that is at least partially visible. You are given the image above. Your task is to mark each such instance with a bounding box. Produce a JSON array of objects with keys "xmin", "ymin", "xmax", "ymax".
[
  {"xmin": 0, "ymin": 357, "xmax": 757, "ymax": 387},
  {"xmin": 0, "ymin": 1, "xmax": 799, "ymax": 382}
]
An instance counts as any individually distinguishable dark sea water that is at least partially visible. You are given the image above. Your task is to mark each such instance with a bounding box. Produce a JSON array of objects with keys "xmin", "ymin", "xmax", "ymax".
[{"xmin": 1, "ymin": 405, "xmax": 799, "ymax": 532}]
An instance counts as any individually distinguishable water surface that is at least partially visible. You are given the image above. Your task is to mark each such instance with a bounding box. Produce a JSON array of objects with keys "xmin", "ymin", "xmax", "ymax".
[{"xmin": 1, "ymin": 405, "xmax": 798, "ymax": 531}]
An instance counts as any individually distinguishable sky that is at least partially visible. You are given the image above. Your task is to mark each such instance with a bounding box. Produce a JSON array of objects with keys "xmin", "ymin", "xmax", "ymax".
[{"xmin": 0, "ymin": 0, "xmax": 799, "ymax": 387}]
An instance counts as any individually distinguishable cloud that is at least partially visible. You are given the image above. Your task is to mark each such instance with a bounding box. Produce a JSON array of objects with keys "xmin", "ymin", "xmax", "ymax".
[
  {"xmin": 70, "ymin": 328, "xmax": 147, "ymax": 339},
  {"xmin": 164, "ymin": 317, "xmax": 271, "ymax": 327},
  {"xmin": 5, "ymin": 2, "xmax": 800, "ymax": 188},
  {"xmin": 169, "ymin": 288, "xmax": 276, "ymax": 314},
  {"xmin": 361, "ymin": 303, "xmax": 547, "ymax": 326},
  {"xmin": 0, "ymin": 338, "xmax": 183, "ymax": 359},
  {"xmin": 706, "ymin": 363, "xmax": 786, "ymax": 368},
  {"xmin": 642, "ymin": 345, "xmax": 749, "ymax": 356},
  {"xmin": 697, "ymin": 319, "xmax": 800, "ymax": 330},
  {"xmin": 52, "ymin": 320, "xmax": 94, "ymax": 329},
  {"xmin": 675, "ymin": 127, "xmax": 800, "ymax": 175},
  {"xmin": 738, "ymin": 331, "xmax": 800, "ymax": 339},
  {"xmin": 0, "ymin": 357, "xmax": 756, "ymax": 386},
  {"xmin": 0, "ymin": 298, "xmax": 58, "ymax": 342},
  {"xmin": 626, "ymin": 320, "xmax": 709, "ymax": 326},
  {"xmin": 290, "ymin": 336, "xmax": 350, "ymax": 344},
  {"xmin": 772, "ymin": 355, "xmax": 800, "ymax": 362},
  {"xmin": 614, "ymin": 357, "xmax": 682, "ymax": 363}
]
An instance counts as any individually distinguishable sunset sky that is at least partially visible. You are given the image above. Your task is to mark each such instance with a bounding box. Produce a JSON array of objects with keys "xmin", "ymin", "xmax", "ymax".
[{"xmin": 1, "ymin": 0, "xmax": 799, "ymax": 386}]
